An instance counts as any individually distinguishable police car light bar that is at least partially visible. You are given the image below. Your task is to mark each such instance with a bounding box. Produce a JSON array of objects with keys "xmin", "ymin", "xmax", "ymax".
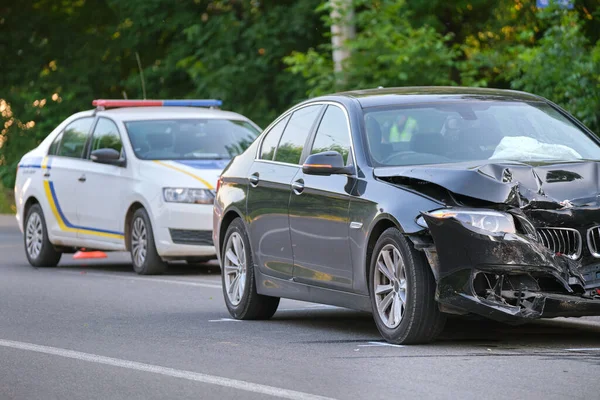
[{"xmin": 92, "ymin": 99, "xmax": 223, "ymax": 108}]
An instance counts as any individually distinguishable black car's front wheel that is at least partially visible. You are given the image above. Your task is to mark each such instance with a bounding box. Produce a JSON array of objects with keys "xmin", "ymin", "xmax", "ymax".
[
  {"xmin": 221, "ymin": 218, "xmax": 280, "ymax": 319},
  {"xmin": 369, "ymin": 227, "xmax": 446, "ymax": 344}
]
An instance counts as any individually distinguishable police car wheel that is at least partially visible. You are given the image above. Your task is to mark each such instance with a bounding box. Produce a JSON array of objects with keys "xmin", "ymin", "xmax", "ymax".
[
  {"xmin": 221, "ymin": 218, "xmax": 280, "ymax": 320},
  {"xmin": 24, "ymin": 203, "xmax": 62, "ymax": 268},
  {"xmin": 130, "ymin": 208, "xmax": 166, "ymax": 275}
]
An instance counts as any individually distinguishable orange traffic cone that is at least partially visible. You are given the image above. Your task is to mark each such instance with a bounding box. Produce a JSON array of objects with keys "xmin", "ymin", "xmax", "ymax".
[{"xmin": 73, "ymin": 248, "xmax": 107, "ymax": 259}]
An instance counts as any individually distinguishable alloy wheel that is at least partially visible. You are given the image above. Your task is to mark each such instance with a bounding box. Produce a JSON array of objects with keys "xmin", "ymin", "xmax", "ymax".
[
  {"xmin": 374, "ymin": 244, "xmax": 407, "ymax": 329},
  {"xmin": 131, "ymin": 217, "xmax": 147, "ymax": 267},
  {"xmin": 26, "ymin": 212, "xmax": 43, "ymax": 259},
  {"xmin": 224, "ymin": 232, "xmax": 247, "ymax": 306}
]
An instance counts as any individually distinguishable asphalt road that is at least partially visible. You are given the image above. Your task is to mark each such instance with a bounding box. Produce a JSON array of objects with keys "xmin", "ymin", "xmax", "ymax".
[{"xmin": 1, "ymin": 215, "xmax": 600, "ymax": 400}]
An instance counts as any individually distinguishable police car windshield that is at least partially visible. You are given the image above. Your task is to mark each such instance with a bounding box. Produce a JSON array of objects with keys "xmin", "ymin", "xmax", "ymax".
[{"xmin": 124, "ymin": 119, "xmax": 260, "ymax": 160}]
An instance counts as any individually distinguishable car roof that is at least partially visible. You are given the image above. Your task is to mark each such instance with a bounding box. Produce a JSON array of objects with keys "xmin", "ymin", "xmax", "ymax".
[
  {"xmin": 93, "ymin": 106, "xmax": 251, "ymax": 122},
  {"xmin": 316, "ymin": 86, "xmax": 545, "ymax": 108}
]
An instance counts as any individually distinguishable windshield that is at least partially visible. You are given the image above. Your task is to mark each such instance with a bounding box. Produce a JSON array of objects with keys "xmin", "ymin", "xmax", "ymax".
[
  {"xmin": 124, "ymin": 119, "xmax": 260, "ymax": 160},
  {"xmin": 363, "ymin": 101, "xmax": 600, "ymax": 167}
]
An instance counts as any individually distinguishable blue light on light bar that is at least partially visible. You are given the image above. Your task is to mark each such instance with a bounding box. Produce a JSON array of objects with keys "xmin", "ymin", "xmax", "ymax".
[{"xmin": 163, "ymin": 100, "xmax": 223, "ymax": 107}]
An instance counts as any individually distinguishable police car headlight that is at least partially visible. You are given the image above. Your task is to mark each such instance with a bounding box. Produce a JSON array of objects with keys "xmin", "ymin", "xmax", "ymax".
[{"xmin": 163, "ymin": 188, "xmax": 215, "ymax": 204}]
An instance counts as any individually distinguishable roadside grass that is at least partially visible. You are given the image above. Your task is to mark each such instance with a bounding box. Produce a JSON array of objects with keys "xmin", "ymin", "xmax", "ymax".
[{"xmin": 0, "ymin": 184, "xmax": 15, "ymax": 214}]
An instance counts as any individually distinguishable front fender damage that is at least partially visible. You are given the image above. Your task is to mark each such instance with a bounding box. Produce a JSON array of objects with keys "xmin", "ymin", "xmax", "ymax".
[{"xmin": 416, "ymin": 214, "xmax": 600, "ymax": 323}]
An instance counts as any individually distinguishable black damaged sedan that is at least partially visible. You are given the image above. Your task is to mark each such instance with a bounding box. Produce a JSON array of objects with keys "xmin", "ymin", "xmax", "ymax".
[{"xmin": 213, "ymin": 87, "xmax": 600, "ymax": 344}]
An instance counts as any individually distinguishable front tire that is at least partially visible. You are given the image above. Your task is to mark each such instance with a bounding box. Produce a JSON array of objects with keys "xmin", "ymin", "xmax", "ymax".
[
  {"xmin": 129, "ymin": 208, "xmax": 166, "ymax": 275},
  {"xmin": 24, "ymin": 203, "xmax": 62, "ymax": 267},
  {"xmin": 369, "ymin": 227, "xmax": 446, "ymax": 344},
  {"xmin": 221, "ymin": 218, "xmax": 279, "ymax": 319}
]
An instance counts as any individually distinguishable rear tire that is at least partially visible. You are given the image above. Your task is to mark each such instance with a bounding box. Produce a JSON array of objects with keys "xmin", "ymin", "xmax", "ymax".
[
  {"xmin": 369, "ymin": 227, "xmax": 446, "ymax": 344},
  {"xmin": 221, "ymin": 218, "xmax": 279, "ymax": 319},
  {"xmin": 129, "ymin": 208, "xmax": 166, "ymax": 275},
  {"xmin": 24, "ymin": 203, "xmax": 62, "ymax": 268}
]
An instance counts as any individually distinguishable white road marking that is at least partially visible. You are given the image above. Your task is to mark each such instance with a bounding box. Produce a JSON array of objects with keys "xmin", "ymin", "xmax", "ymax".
[
  {"xmin": 278, "ymin": 304, "xmax": 343, "ymax": 312},
  {"xmin": 357, "ymin": 341, "xmax": 405, "ymax": 348},
  {"xmin": 0, "ymin": 339, "xmax": 335, "ymax": 400},
  {"xmin": 565, "ymin": 348, "xmax": 600, "ymax": 352},
  {"xmin": 209, "ymin": 318, "xmax": 241, "ymax": 322},
  {"xmin": 57, "ymin": 270, "xmax": 222, "ymax": 289}
]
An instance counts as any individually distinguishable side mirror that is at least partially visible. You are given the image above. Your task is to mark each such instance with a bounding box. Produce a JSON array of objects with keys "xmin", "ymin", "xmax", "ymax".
[
  {"xmin": 302, "ymin": 151, "xmax": 353, "ymax": 176},
  {"xmin": 91, "ymin": 148, "xmax": 126, "ymax": 167}
]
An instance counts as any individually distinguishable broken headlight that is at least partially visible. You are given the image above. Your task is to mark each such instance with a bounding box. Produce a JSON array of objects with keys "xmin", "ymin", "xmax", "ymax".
[{"xmin": 418, "ymin": 209, "xmax": 516, "ymax": 234}]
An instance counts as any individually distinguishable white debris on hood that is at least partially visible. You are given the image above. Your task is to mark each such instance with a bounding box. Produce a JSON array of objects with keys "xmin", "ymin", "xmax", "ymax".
[{"xmin": 490, "ymin": 136, "xmax": 583, "ymax": 162}]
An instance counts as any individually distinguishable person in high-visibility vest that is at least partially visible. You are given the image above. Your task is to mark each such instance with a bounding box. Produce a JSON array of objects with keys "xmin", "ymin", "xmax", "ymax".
[{"xmin": 389, "ymin": 114, "xmax": 418, "ymax": 143}]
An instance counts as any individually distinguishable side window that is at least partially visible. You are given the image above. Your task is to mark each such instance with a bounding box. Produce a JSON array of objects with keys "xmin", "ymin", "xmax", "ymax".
[
  {"xmin": 274, "ymin": 105, "xmax": 322, "ymax": 165},
  {"xmin": 260, "ymin": 115, "xmax": 290, "ymax": 160},
  {"xmin": 90, "ymin": 118, "xmax": 123, "ymax": 156},
  {"xmin": 56, "ymin": 117, "xmax": 94, "ymax": 158},
  {"xmin": 310, "ymin": 105, "xmax": 351, "ymax": 165},
  {"xmin": 48, "ymin": 132, "xmax": 63, "ymax": 156}
]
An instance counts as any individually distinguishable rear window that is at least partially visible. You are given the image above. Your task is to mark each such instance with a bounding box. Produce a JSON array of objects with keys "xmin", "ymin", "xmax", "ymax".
[{"xmin": 124, "ymin": 119, "xmax": 260, "ymax": 160}]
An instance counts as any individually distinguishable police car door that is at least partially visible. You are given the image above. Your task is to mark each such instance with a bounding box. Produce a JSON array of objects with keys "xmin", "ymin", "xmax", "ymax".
[
  {"xmin": 44, "ymin": 117, "xmax": 95, "ymax": 244},
  {"xmin": 75, "ymin": 117, "xmax": 128, "ymax": 249}
]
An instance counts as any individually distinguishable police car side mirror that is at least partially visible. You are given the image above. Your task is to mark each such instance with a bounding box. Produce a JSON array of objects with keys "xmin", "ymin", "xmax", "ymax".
[{"xmin": 91, "ymin": 148, "xmax": 126, "ymax": 167}]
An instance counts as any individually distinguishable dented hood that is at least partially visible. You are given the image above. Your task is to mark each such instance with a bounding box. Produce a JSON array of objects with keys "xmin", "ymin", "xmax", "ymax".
[{"xmin": 374, "ymin": 160, "xmax": 600, "ymax": 209}]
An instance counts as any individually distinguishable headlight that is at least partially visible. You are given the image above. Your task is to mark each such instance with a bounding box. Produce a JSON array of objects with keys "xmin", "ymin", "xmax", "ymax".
[
  {"xmin": 163, "ymin": 188, "xmax": 215, "ymax": 204},
  {"xmin": 420, "ymin": 208, "xmax": 516, "ymax": 234}
]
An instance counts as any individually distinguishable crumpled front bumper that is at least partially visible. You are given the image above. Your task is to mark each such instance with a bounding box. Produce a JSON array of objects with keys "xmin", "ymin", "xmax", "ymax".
[{"xmin": 422, "ymin": 214, "xmax": 600, "ymax": 323}]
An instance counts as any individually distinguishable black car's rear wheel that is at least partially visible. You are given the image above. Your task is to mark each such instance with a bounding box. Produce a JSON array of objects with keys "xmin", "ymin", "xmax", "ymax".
[
  {"xmin": 369, "ymin": 227, "xmax": 446, "ymax": 344},
  {"xmin": 221, "ymin": 218, "xmax": 279, "ymax": 319}
]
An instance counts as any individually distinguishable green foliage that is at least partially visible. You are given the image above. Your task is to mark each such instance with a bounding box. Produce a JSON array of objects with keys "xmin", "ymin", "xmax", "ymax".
[
  {"xmin": 286, "ymin": 0, "xmax": 600, "ymax": 135},
  {"xmin": 0, "ymin": 0, "xmax": 325, "ymax": 187},
  {"xmin": 285, "ymin": 0, "xmax": 458, "ymax": 95},
  {"xmin": 507, "ymin": 10, "xmax": 600, "ymax": 131},
  {"xmin": 2, "ymin": 0, "xmax": 600, "ymax": 191},
  {"xmin": 0, "ymin": 183, "xmax": 14, "ymax": 214}
]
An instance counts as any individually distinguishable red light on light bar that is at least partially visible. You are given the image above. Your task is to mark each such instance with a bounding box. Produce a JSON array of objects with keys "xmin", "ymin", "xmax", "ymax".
[
  {"xmin": 92, "ymin": 100, "xmax": 163, "ymax": 108},
  {"xmin": 92, "ymin": 99, "xmax": 223, "ymax": 108}
]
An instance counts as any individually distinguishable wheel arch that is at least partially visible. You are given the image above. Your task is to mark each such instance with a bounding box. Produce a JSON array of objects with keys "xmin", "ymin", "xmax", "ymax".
[
  {"xmin": 23, "ymin": 195, "xmax": 40, "ymax": 218},
  {"xmin": 124, "ymin": 201, "xmax": 145, "ymax": 251},
  {"xmin": 364, "ymin": 215, "xmax": 402, "ymax": 287},
  {"xmin": 219, "ymin": 209, "xmax": 243, "ymax": 254}
]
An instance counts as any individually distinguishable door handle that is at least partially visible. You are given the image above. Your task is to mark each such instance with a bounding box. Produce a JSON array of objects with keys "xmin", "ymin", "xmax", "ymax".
[
  {"xmin": 78, "ymin": 174, "xmax": 86, "ymax": 182},
  {"xmin": 43, "ymin": 172, "xmax": 50, "ymax": 178},
  {"xmin": 249, "ymin": 172, "xmax": 259, "ymax": 187},
  {"xmin": 292, "ymin": 179, "xmax": 304, "ymax": 195}
]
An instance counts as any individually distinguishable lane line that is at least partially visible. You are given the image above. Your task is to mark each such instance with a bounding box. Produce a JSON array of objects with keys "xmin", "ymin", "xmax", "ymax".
[
  {"xmin": 0, "ymin": 339, "xmax": 335, "ymax": 400},
  {"xmin": 278, "ymin": 305, "xmax": 342, "ymax": 312},
  {"xmin": 357, "ymin": 342, "xmax": 405, "ymax": 348},
  {"xmin": 209, "ymin": 318, "xmax": 241, "ymax": 322},
  {"xmin": 56, "ymin": 270, "xmax": 222, "ymax": 289},
  {"xmin": 565, "ymin": 348, "xmax": 600, "ymax": 352}
]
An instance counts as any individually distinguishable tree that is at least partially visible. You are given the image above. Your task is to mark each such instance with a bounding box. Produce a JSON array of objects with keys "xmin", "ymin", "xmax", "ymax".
[
  {"xmin": 0, "ymin": 0, "xmax": 326, "ymax": 188},
  {"xmin": 284, "ymin": 0, "xmax": 460, "ymax": 96}
]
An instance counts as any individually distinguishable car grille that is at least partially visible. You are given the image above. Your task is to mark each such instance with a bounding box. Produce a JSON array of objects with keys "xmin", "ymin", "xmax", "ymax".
[
  {"xmin": 536, "ymin": 227, "xmax": 582, "ymax": 260},
  {"xmin": 169, "ymin": 229, "xmax": 213, "ymax": 246},
  {"xmin": 587, "ymin": 226, "xmax": 600, "ymax": 257}
]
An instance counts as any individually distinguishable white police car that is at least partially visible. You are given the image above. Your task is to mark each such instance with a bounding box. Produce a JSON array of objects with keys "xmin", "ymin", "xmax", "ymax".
[{"xmin": 14, "ymin": 99, "xmax": 260, "ymax": 274}]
